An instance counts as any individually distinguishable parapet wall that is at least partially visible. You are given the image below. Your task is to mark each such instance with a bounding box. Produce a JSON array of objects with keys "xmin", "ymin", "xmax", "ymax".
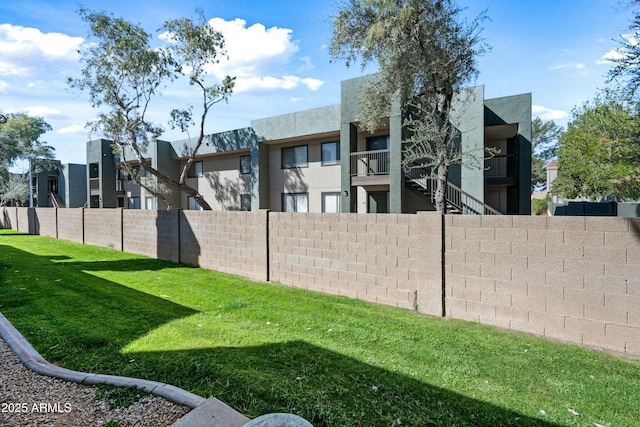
[{"xmin": 1, "ymin": 207, "xmax": 638, "ymax": 357}]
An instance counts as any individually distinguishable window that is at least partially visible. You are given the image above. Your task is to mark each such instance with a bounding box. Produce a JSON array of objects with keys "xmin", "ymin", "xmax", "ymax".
[
  {"xmin": 240, "ymin": 194, "xmax": 251, "ymax": 211},
  {"xmin": 89, "ymin": 163, "xmax": 99, "ymax": 179},
  {"xmin": 128, "ymin": 197, "xmax": 140, "ymax": 209},
  {"xmin": 321, "ymin": 142, "xmax": 340, "ymax": 165},
  {"xmin": 282, "ymin": 193, "xmax": 308, "ymax": 212},
  {"xmin": 366, "ymin": 135, "xmax": 390, "ymax": 151},
  {"xmin": 322, "ymin": 192, "xmax": 341, "ymax": 213},
  {"xmin": 240, "ymin": 155, "xmax": 251, "ymax": 174},
  {"xmin": 188, "ymin": 196, "xmax": 202, "ymax": 210},
  {"xmin": 188, "ymin": 161, "xmax": 203, "ymax": 178},
  {"xmin": 145, "ymin": 197, "xmax": 157, "ymax": 210},
  {"xmin": 281, "ymin": 145, "xmax": 308, "ymax": 169}
]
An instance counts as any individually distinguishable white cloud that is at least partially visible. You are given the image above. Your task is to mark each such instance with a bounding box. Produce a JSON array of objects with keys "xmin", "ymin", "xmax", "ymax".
[
  {"xmin": 548, "ymin": 62, "xmax": 589, "ymax": 76},
  {"xmin": 598, "ymin": 34, "xmax": 638, "ymax": 65},
  {"xmin": 234, "ymin": 75, "xmax": 323, "ymax": 93},
  {"xmin": 299, "ymin": 56, "xmax": 315, "ymax": 71},
  {"xmin": 532, "ymin": 105, "xmax": 569, "ymax": 121},
  {"xmin": 204, "ymin": 17, "xmax": 323, "ymax": 93},
  {"xmin": 57, "ymin": 124, "xmax": 87, "ymax": 135},
  {"xmin": 4, "ymin": 105, "xmax": 67, "ymax": 120},
  {"xmin": 0, "ymin": 80, "xmax": 7, "ymax": 93},
  {"xmin": 0, "ymin": 24, "xmax": 83, "ymax": 76}
]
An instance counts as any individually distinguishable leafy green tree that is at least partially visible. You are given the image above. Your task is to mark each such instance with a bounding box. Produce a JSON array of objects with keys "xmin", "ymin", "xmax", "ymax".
[
  {"xmin": 330, "ymin": 0, "xmax": 487, "ymax": 212},
  {"xmin": 69, "ymin": 9, "xmax": 234, "ymax": 210},
  {"xmin": 0, "ymin": 113, "xmax": 58, "ymax": 205},
  {"xmin": 552, "ymin": 92, "xmax": 640, "ymax": 200},
  {"xmin": 531, "ymin": 117, "xmax": 563, "ymax": 191}
]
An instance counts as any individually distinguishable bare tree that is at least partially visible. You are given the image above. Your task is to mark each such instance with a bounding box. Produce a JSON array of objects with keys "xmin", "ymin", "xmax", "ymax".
[{"xmin": 69, "ymin": 9, "xmax": 234, "ymax": 209}]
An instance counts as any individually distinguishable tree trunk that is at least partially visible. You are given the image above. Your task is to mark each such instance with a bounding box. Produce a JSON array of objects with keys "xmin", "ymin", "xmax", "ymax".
[{"xmin": 434, "ymin": 163, "xmax": 448, "ymax": 213}]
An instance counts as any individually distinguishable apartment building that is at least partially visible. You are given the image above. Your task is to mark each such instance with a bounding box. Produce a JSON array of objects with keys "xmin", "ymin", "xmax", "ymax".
[
  {"xmin": 86, "ymin": 75, "xmax": 532, "ymax": 215},
  {"xmin": 29, "ymin": 163, "xmax": 87, "ymax": 208}
]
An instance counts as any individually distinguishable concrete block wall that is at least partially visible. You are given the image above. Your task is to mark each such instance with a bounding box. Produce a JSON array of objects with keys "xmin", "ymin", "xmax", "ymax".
[
  {"xmin": 2, "ymin": 206, "xmax": 639, "ymax": 357},
  {"xmin": 268, "ymin": 211, "xmax": 443, "ymax": 314},
  {"xmin": 83, "ymin": 209, "xmax": 123, "ymax": 251},
  {"xmin": 445, "ymin": 215, "xmax": 640, "ymax": 356},
  {"xmin": 123, "ymin": 210, "xmax": 180, "ymax": 263},
  {"xmin": 180, "ymin": 210, "xmax": 268, "ymax": 282},
  {"xmin": 57, "ymin": 209, "xmax": 84, "ymax": 243},
  {"xmin": 34, "ymin": 208, "xmax": 57, "ymax": 238},
  {"xmin": 16, "ymin": 208, "xmax": 34, "ymax": 234},
  {"xmin": 1, "ymin": 207, "xmax": 17, "ymax": 229}
]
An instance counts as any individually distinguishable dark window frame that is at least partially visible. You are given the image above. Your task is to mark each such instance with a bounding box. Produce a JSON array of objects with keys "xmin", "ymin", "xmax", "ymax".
[
  {"xmin": 281, "ymin": 145, "xmax": 308, "ymax": 169},
  {"xmin": 240, "ymin": 155, "xmax": 251, "ymax": 174},
  {"xmin": 321, "ymin": 141, "xmax": 340, "ymax": 166}
]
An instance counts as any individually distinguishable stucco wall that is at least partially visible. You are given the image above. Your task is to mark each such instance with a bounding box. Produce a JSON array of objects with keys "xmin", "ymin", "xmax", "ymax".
[
  {"xmin": 269, "ymin": 138, "xmax": 342, "ymax": 213},
  {"xmin": 181, "ymin": 153, "xmax": 251, "ymax": 211}
]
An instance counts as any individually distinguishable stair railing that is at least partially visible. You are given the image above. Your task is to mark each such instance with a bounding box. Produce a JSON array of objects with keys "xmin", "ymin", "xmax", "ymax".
[{"xmin": 405, "ymin": 168, "xmax": 501, "ymax": 215}]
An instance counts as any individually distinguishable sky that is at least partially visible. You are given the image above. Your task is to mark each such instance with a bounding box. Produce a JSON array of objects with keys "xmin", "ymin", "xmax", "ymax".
[{"xmin": 0, "ymin": 0, "xmax": 635, "ymax": 167}]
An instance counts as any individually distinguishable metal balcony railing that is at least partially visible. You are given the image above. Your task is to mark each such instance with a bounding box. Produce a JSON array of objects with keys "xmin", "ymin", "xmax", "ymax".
[
  {"xmin": 350, "ymin": 149, "xmax": 390, "ymax": 176},
  {"xmin": 485, "ymin": 154, "xmax": 518, "ymax": 179}
]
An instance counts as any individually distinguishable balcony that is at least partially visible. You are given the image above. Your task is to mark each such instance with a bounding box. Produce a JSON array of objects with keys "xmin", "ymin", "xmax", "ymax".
[
  {"xmin": 89, "ymin": 178, "xmax": 100, "ymax": 195},
  {"xmin": 350, "ymin": 149, "xmax": 390, "ymax": 186},
  {"xmin": 115, "ymin": 179, "xmax": 125, "ymax": 193},
  {"xmin": 485, "ymin": 154, "xmax": 518, "ymax": 186}
]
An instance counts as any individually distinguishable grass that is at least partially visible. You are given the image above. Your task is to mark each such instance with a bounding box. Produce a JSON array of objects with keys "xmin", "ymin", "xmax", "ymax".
[
  {"xmin": 94, "ymin": 384, "xmax": 150, "ymax": 410},
  {"xmin": 0, "ymin": 230, "xmax": 639, "ymax": 426}
]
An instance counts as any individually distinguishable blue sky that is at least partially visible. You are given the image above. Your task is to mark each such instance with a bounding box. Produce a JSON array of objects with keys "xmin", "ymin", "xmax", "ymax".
[{"xmin": 0, "ymin": 0, "xmax": 634, "ymax": 166}]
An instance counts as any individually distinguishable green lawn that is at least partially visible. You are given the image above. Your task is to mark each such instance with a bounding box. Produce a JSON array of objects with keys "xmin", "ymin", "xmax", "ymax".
[{"xmin": 0, "ymin": 230, "xmax": 638, "ymax": 426}]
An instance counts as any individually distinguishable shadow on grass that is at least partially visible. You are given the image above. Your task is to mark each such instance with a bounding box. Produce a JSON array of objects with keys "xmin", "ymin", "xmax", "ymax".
[
  {"xmin": 130, "ymin": 341, "xmax": 562, "ymax": 427},
  {"xmin": 0, "ymin": 244, "xmax": 197, "ymax": 371},
  {"xmin": 0, "ymin": 242, "xmax": 562, "ymax": 426}
]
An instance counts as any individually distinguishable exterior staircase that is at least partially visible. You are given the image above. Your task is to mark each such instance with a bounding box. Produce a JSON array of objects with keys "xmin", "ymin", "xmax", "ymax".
[
  {"xmin": 50, "ymin": 193, "xmax": 66, "ymax": 208},
  {"xmin": 405, "ymin": 170, "xmax": 501, "ymax": 215}
]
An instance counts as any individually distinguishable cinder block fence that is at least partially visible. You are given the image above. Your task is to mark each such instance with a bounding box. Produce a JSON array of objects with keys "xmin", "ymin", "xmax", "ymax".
[{"xmin": 1, "ymin": 207, "xmax": 639, "ymax": 357}]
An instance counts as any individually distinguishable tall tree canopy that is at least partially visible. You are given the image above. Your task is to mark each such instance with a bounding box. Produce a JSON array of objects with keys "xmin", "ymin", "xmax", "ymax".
[
  {"xmin": 552, "ymin": 92, "xmax": 640, "ymax": 200},
  {"xmin": 330, "ymin": 0, "xmax": 487, "ymax": 211},
  {"xmin": 0, "ymin": 114, "xmax": 57, "ymax": 205},
  {"xmin": 69, "ymin": 8, "xmax": 234, "ymax": 210},
  {"xmin": 531, "ymin": 117, "xmax": 563, "ymax": 191},
  {"xmin": 608, "ymin": 0, "xmax": 640, "ymax": 98}
]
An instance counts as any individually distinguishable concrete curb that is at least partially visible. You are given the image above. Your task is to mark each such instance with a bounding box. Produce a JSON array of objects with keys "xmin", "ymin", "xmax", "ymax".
[
  {"xmin": 0, "ymin": 312, "xmax": 315, "ymax": 426},
  {"xmin": 0, "ymin": 311, "xmax": 205, "ymax": 408}
]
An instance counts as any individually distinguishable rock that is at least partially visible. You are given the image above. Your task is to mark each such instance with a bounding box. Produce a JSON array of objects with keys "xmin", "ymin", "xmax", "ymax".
[{"xmin": 243, "ymin": 413, "xmax": 314, "ymax": 427}]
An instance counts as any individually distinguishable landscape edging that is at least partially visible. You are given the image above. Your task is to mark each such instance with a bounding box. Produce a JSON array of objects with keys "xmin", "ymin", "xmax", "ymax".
[{"xmin": 0, "ymin": 311, "xmax": 206, "ymax": 408}]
